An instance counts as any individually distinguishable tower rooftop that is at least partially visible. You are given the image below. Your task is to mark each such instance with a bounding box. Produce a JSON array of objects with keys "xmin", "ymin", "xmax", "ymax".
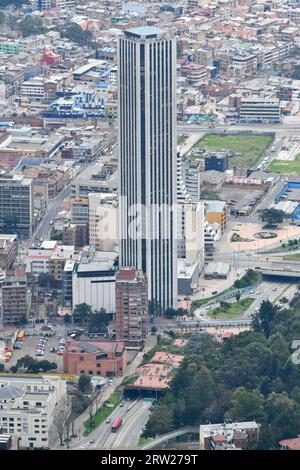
[{"xmin": 125, "ymin": 27, "xmax": 164, "ymax": 38}]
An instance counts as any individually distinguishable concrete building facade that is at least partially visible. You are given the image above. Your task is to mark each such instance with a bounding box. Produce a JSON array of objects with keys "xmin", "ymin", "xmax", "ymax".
[{"xmin": 119, "ymin": 27, "xmax": 178, "ymax": 310}]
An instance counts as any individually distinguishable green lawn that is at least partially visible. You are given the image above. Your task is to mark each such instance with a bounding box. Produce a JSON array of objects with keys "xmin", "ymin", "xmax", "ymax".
[
  {"xmin": 190, "ymin": 287, "xmax": 236, "ymax": 314},
  {"xmin": 138, "ymin": 436, "xmax": 153, "ymax": 446},
  {"xmin": 208, "ymin": 298, "xmax": 254, "ymax": 319},
  {"xmin": 267, "ymin": 153, "xmax": 300, "ymax": 175},
  {"xmin": 194, "ymin": 133, "xmax": 273, "ymax": 171},
  {"xmin": 83, "ymin": 391, "xmax": 121, "ymax": 436},
  {"xmin": 284, "ymin": 253, "xmax": 300, "ymax": 259}
]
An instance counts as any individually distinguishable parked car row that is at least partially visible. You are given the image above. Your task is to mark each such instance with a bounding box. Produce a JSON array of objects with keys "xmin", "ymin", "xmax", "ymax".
[
  {"xmin": 57, "ymin": 337, "xmax": 65, "ymax": 356},
  {"xmin": 36, "ymin": 337, "xmax": 47, "ymax": 357}
]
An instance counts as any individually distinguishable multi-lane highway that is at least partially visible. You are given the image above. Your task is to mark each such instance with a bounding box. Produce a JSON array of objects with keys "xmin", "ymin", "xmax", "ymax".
[
  {"xmin": 73, "ymin": 399, "xmax": 152, "ymax": 450},
  {"xmin": 177, "ymin": 121, "xmax": 300, "ymax": 135}
]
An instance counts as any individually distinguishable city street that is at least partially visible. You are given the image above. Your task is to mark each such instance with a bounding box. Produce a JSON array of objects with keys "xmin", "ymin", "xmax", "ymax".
[{"xmin": 32, "ymin": 184, "xmax": 71, "ymax": 242}]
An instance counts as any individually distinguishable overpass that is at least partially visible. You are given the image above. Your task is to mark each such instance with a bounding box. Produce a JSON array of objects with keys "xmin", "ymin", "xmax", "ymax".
[
  {"xmin": 260, "ymin": 269, "xmax": 300, "ymax": 280},
  {"xmin": 140, "ymin": 426, "xmax": 199, "ymax": 450}
]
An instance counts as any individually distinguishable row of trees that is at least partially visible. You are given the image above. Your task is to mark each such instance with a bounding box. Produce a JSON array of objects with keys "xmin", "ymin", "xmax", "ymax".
[
  {"xmin": 52, "ymin": 373, "xmax": 102, "ymax": 447},
  {"xmin": 144, "ymin": 298, "xmax": 300, "ymax": 449},
  {"xmin": 10, "ymin": 355, "xmax": 57, "ymax": 374}
]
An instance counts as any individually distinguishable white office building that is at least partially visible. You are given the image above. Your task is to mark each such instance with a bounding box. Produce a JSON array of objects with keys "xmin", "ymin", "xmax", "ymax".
[
  {"xmin": 72, "ymin": 247, "xmax": 117, "ymax": 313},
  {"xmin": 118, "ymin": 27, "xmax": 178, "ymax": 310},
  {"xmin": 0, "ymin": 374, "xmax": 66, "ymax": 449}
]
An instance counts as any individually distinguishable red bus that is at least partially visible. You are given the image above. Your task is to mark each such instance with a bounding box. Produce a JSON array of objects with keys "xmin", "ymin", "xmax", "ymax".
[{"xmin": 111, "ymin": 417, "xmax": 122, "ymax": 433}]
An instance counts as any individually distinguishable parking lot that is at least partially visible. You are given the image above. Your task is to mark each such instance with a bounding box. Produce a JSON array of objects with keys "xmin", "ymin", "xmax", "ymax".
[
  {"xmin": 220, "ymin": 187, "xmax": 264, "ymax": 213},
  {"xmin": 7, "ymin": 333, "xmax": 64, "ymax": 370}
]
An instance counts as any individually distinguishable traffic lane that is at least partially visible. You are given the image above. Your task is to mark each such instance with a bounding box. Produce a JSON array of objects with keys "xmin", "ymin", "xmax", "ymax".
[
  {"xmin": 242, "ymin": 281, "xmax": 288, "ymax": 318},
  {"xmin": 32, "ymin": 185, "xmax": 71, "ymax": 241},
  {"xmin": 74, "ymin": 400, "xmax": 137, "ymax": 450},
  {"xmin": 110, "ymin": 401, "xmax": 152, "ymax": 449}
]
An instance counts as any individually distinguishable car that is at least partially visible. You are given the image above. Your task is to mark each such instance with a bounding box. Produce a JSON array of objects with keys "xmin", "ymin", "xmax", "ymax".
[
  {"xmin": 89, "ymin": 439, "xmax": 95, "ymax": 444},
  {"xmin": 119, "ymin": 402, "xmax": 124, "ymax": 408},
  {"xmin": 108, "ymin": 379, "xmax": 113, "ymax": 385},
  {"xmin": 250, "ymin": 290, "xmax": 255, "ymax": 294},
  {"xmin": 272, "ymin": 287, "xmax": 277, "ymax": 291},
  {"xmin": 205, "ymin": 306, "xmax": 211, "ymax": 310},
  {"xmin": 106, "ymin": 418, "xmax": 111, "ymax": 424},
  {"xmin": 142, "ymin": 425, "xmax": 147, "ymax": 432}
]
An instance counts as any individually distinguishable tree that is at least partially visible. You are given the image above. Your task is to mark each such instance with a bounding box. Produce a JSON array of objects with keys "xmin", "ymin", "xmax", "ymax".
[
  {"xmin": 78, "ymin": 373, "xmax": 92, "ymax": 395},
  {"xmin": 144, "ymin": 404, "xmax": 175, "ymax": 437},
  {"xmin": 17, "ymin": 17, "xmax": 46, "ymax": 37},
  {"xmin": 260, "ymin": 208, "xmax": 284, "ymax": 226},
  {"xmin": 73, "ymin": 303, "xmax": 93, "ymax": 324},
  {"xmin": 52, "ymin": 395, "xmax": 72, "ymax": 446},
  {"xmin": 234, "ymin": 269, "xmax": 260, "ymax": 289},
  {"xmin": 225, "ymin": 387, "xmax": 266, "ymax": 423},
  {"xmin": 15, "ymin": 355, "xmax": 57, "ymax": 373},
  {"xmin": 148, "ymin": 299, "xmax": 163, "ymax": 319},
  {"xmin": 279, "ymin": 297, "xmax": 288, "ymax": 306},
  {"xmin": 235, "ymin": 290, "xmax": 241, "ymax": 302},
  {"xmin": 61, "ymin": 24, "xmax": 93, "ymax": 46},
  {"xmin": 0, "ymin": 0, "xmax": 29, "ymax": 9},
  {"xmin": 151, "ymin": 326, "xmax": 157, "ymax": 335},
  {"xmin": 71, "ymin": 392, "xmax": 89, "ymax": 416},
  {"xmin": 252, "ymin": 300, "xmax": 277, "ymax": 339},
  {"xmin": 89, "ymin": 308, "xmax": 111, "ymax": 333},
  {"xmin": 64, "ymin": 314, "xmax": 72, "ymax": 324}
]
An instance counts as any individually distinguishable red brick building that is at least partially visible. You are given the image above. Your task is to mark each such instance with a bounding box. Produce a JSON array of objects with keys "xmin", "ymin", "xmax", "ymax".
[
  {"xmin": 63, "ymin": 339, "xmax": 126, "ymax": 378},
  {"xmin": 115, "ymin": 267, "xmax": 148, "ymax": 348}
]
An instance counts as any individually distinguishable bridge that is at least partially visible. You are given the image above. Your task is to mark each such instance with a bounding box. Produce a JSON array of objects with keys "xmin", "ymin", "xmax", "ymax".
[
  {"xmin": 261, "ymin": 269, "xmax": 300, "ymax": 280},
  {"xmin": 140, "ymin": 426, "xmax": 198, "ymax": 450}
]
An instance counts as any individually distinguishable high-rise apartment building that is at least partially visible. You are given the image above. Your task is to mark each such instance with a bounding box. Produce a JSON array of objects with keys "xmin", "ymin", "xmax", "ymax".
[
  {"xmin": 115, "ymin": 267, "xmax": 148, "ymax": 347},
  {"xmin": 118, "ymin": 27, "xmax": 178, "ymax": 310},
  {"xmin": 2, "ymin": 275, "xmax": 29, "ymax": 325},
  {"xmin": 0, "ymin": 176, "xmax": 33, "ymax": 239}
]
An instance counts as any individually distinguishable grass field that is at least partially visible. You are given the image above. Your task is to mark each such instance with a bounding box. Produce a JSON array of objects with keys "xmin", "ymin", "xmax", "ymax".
[
  {"xmin": 267, "ymin": 153, "xmax": 300, "ymax": 175},
  {"xmin": 194, "ymin": 133, "xmax": 273, "ymax": 171},
  {"xmin": 208, "ymin": 298, "xmax": 253, "ymax": 319},
  {"xmin": 284, "ymin": 253, "xmax": 300, "ymax": 259},
  {"xmin": 83, "ymin": 391, "xmax": 121, "ymax": 436}
]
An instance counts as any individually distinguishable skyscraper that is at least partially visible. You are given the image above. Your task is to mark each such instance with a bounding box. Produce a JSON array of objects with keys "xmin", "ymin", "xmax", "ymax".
[{"xmin": 118, "ymin": 27, "xmax": 177, "ymax": 310}]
